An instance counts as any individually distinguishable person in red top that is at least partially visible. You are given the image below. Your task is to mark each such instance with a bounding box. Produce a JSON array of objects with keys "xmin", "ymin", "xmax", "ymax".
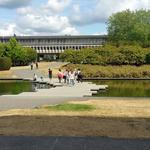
[
  {"xmin": 58, "ymin": 69, "xmax": 63, "ymax": 83},
  {"xmin": 48, "ymin": 68, "xmax": 52, "ymax": 82}
]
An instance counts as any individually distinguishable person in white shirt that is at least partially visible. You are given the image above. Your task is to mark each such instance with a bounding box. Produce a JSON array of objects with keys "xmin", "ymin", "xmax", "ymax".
[
  {"xmin": 33, "ymin": 73, "xmax": 37, "ymax": 81},
  {"xmin": 69, "ymin": 71, "xmax": 75, "ymax": 86}
]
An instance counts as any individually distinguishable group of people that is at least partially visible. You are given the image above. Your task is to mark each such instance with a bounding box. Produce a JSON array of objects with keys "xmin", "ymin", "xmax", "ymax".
[
  {"xmin": 33, "ymin": 66, "xmax": 83, "ymax": 87},
  {"xmin": 57, "ymin": 69, "xmax": 83, "ymax": 86}
]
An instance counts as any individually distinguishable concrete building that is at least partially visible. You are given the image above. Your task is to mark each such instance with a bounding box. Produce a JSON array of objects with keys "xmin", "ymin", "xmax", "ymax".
[{"xmin": 0, "ymin": 35, "xmax": 107, "ymax": 60}]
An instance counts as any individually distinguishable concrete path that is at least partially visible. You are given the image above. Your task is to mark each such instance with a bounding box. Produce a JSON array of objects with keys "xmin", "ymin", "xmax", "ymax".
[
  {"xmin": 0, "ymin": 78, "xmax": 107, "ymax": 110},
  {"xmin": 0, "ymin": 96, "xmax": 92, "ymax": 110},
  {"xmin": 0, "ymin": 136, "xmax": 149, "ymax": 150},
  {"xmin": 12, "ymin": 62, "xmax": 69, "ymax": 79},
  {"xmin": 13, "ymin": 69, "xmax": 47, "ymax": 78},
  {"xmin": 0, "ymin": 62, "xmax": 107, "ymax": 110},
  {"xmin": 19, "ymin": 80, "xmax": 107, "ymax": 97}
]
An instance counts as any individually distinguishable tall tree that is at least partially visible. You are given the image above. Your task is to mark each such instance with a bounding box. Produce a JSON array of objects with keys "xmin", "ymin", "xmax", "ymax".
[
  {"xmin": 0, "ymin": 43, "xmax": 5, "ymax": 57},
  {"xmin": 6, "ymin": 37, "xmax": 22, "ymax": 65},
  {"xmin": 107, "ymin": 9, "xmax": 150, "ymax": 47}
]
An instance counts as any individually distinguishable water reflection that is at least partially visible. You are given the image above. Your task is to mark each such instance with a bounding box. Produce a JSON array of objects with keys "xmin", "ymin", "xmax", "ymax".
[
  {"xmin": 92, "ymin": 80, "xmax": 150, "ymax": 97},
  {"xmin": 32, "ymin": 82, "xmax": 52, "ymax": 92},
  {"xmin": 0, "ymin": 81, "xmax": 52, "ymax": 95}
]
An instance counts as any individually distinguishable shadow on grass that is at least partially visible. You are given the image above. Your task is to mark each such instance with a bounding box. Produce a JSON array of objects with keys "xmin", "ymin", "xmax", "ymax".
[{"xmin": 0, "ymin": 115, "xmax": 150, "ymax": 139}]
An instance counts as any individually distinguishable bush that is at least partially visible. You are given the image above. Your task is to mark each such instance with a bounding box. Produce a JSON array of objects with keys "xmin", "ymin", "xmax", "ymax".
[
  {"xmin": 119, "ymin": 46, "xmax": 145, "ymax": 65},
  {"xmin": 60, "ymin": 44, "xmax": 149, "ymax": 66},
  {"xmin": 0, "ymin": 57, "xmax": 12, "ymax": 71},
  {"xmin": 64, "ymin": 64, "xmax": 150, "ymax": 78},
  {"xmin": 145, "ymin": 53, "xmax": 150, "ymax": 64}
]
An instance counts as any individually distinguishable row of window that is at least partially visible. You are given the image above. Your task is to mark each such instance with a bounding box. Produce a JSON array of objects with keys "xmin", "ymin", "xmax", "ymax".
[
  {"xmin": 0, "ymin": 39, "xmax": 105, "ymax": 45},
  {"xmin": 19, "ymin": 39, "xmax": 103, "ymax": 44},
  {"xmin": 30, "ymin": 45, "xmax": 97, "ymax": 51}
]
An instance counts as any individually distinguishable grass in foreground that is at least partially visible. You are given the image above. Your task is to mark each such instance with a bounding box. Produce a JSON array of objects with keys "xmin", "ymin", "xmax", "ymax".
[
  {"xmin": 0, "ymin": 99, "xmax": 150, "ymax": 138},
  {"xmin": 44, "ymin": 103, "xmax": 95, "ymax": 111}
]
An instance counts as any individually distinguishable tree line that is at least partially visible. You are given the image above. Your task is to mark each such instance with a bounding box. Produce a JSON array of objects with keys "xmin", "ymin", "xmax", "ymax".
[
  {"xmin": 0, "ymin": 38, "xmax": 37, "ymax": 70},
  {"xmin": 61, "ymin": 9, "xmax": 150, "ymax": 65}
]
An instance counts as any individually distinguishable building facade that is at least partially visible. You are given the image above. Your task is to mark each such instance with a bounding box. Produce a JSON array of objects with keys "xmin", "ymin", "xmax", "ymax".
[{"xmin": 0, "ymin": 35, "xmax": 107, "ymax": 60}]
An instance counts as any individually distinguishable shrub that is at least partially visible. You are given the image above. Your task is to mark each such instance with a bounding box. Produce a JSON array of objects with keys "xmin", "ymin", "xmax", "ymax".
[
  {"xmin": 64, "ymin": 64, "xmax": 150, "ymax": 78},
  {"xmin": 145, "ymin": 53, "xmax": 150, "ymax": 64},
  {"xmin": 60, "ymin": 44, "xmax": 149, "ymax": 66},
  {"xmin": 0, "ymin": 57, "xmax": 12, "ymax": 71}
]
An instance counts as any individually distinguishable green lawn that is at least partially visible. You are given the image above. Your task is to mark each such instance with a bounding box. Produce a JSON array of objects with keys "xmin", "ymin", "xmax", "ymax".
[{"xmin": 44, "ymin": 103, "xmax": 95, "ymax": 111}]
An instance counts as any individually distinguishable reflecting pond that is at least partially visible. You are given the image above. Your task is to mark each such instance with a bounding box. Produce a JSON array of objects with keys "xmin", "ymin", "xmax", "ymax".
[
  {"xmin": 93, "ymin": 80, "xmax": 150, "ymax": 97},
  {"xmin": 0, "ymin": 80, "xmax": 33, "ymax": 95}
]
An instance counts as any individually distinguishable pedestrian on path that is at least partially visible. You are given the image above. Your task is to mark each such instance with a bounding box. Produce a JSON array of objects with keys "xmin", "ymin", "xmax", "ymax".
[
  {"xmin": 57, "ymin": 69, "xmax": 63, "ymax": 83},
  {"xmin": 77, "ymin": 69, "xmax": 83, "ymax": 83},
  {"xmin": 63, "ymin": 70, "xmax": 68, "ymax": 83},
  {"xmin": 33, "ymin": 73, "xmax": 37, "ymax": 81},
  {"xmin": 70, "ymin": 71, "xmax": 75, "ymax": 86},
  {"xmin": 66, "ymin": 70, "xmax": 70, "ymax": 85},
  {"xmin": 36, "ymin": 62, "xmax": 38, "ymax": 69},
  {"xmin": 48, "ymin": 68, "xmax": 52, "ymax": 82},
  {"xmin": 30, "ymin": 62, "xmax": 33, "ymax": 70}
]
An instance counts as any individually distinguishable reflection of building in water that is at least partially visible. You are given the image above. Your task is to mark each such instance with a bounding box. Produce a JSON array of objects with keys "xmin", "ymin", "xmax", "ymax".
[{"xmin": 0, "ymin": 35, "xmax": 107, "ymax": 61}]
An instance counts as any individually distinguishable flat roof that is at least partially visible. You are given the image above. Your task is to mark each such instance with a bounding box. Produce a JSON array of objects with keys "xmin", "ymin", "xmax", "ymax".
[{"xmin": 0, "ymin": 35, "xmax": 107, "ymax": 39}]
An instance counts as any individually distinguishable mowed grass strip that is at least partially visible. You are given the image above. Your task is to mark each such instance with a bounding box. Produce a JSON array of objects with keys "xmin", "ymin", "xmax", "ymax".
[{"xmin": 44, "ymin": 103, "xmax": 95, "ymax": 111}]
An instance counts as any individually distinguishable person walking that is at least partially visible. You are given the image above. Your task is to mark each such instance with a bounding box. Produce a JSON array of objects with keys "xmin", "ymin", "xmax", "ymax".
[
  {"xmin": 36, "ymin": 62, "xmax": 38, "ymax": 69},
  {"xmin": 66, "ymin": 70, "xmax": 70, "ymax": 85},
  {"xmin": 77, "ymin": 69, "xmax": 83, "ymax": 83},
  {"xmin": 48, "ymin": 68, "xmax": 52, "ymax": 82},
  {"xmin": 33, "ymin": 73, "xmax": 37, "ymax": 81},
  {"xmin": 57, "ymin": 69, "xmax": 63, "ymax": 83},
  {"xmin": 63, "ymin": 70, "xmax": 68, "ymax": 83},
  {"xmin": 70, "ymin": 71, "xmax": 75, "ymax": 86},
  {"xmin": 30, "ymin": 62, "xmax": 33, "ymax": 70}
]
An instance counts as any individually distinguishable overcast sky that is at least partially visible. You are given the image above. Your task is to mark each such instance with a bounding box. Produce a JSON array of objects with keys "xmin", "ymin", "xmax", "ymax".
[{"xmin": 0, "ymin": 0, "xmax": 149, "ymax": 36}]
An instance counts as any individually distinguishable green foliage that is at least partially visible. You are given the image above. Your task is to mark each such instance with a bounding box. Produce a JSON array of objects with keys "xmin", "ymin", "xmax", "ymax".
[
  {"xmin": 45, "ymin": 103, "xmax": 95, "ymax": 111},
  {"xmin": 118, "ymin": 45, "xmax": 145, "ymax": 65},
  {"xmin": 108, "ymin": 9, "xmax": 150, "ymax": 47},
  {"xmin": 60, "ymin": 44, "xmax": 149, "ymax": 66},
  {"xmin": 110, "ymin": 53, "xmax": 126, "ymax": 65},
  {"xmin": 0, "ymin": 43, "xmax": 5, "ymax": 57},
  {"xmin": 60, "ymin": 49, "xmax": 76, "ymax": 63},
  {"xmin": 146, "ymin": 53, "xmax": 150, "ymax": 64},
  {"xmin": 24, "ymin": 47, "xmax": 37, "ymax": 63},
  {"xmin": 0, "ymin": 37, "xmax": 37, "ymax": 66},
  {"xmin": 0, "ymin": 57, "xmax": 12, "ymax": 71},
  {"xmin": 6, "ymin": 38, "xmax": 22, "ymax": 65}
]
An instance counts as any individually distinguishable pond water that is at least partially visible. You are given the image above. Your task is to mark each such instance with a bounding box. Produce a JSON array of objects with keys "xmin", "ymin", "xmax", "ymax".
[
  {"xmin": 0, "ymin": 80, "xmax": 33, "ymax": 95},
  {"xmin": 93, "ymin": 80, "xmax": 150, "ymax": 97},
  {"xmin": 0, "ymin": 80, "xmax": 51, "ymax": 95}
]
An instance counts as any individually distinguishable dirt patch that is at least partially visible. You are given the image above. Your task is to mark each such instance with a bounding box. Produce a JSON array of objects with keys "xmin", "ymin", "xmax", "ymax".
[
  {"xmin": 0, "ymin": 115, "xmax": 149, "ymax": 138},
  {"xmin": 0, "ymin": 99, "xmax": 150, "ymax": 138}
]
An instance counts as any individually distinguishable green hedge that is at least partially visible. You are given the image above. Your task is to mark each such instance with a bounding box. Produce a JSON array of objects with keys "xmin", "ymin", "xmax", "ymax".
[
  {"xmin": 0, "ymin": 57, "xmax": 12, "ymax": 71},
  {"xmin": 60, "ymin": 44, "xmax": 150, "ymax": 66}
]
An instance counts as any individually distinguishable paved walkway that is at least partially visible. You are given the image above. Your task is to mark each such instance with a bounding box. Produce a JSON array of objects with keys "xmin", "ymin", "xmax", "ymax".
[
  {"xmin": 13, "ymin": 69, "xmax": 47, "ymax": 78},
  {"xmin": 0, "ymin": 96, "xmax": 92, "ymax": 110},
  {"xmin": 0, "ymin": 136, "xmax": 149, "ymax": 150},
  {"xmin": 0, "ymin": 79, "xmax": 106, "ymax": 110},
  {"xmin": 19, "ymin": 79, "xmax": 107, "ymax": 97},
  {"xmin": 0, "ymin": 61, "xmax": 107, "ymax": 110},
  {"xmin": 12, "ymin": 62, "xmax": 69, "ymax": 79}
]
